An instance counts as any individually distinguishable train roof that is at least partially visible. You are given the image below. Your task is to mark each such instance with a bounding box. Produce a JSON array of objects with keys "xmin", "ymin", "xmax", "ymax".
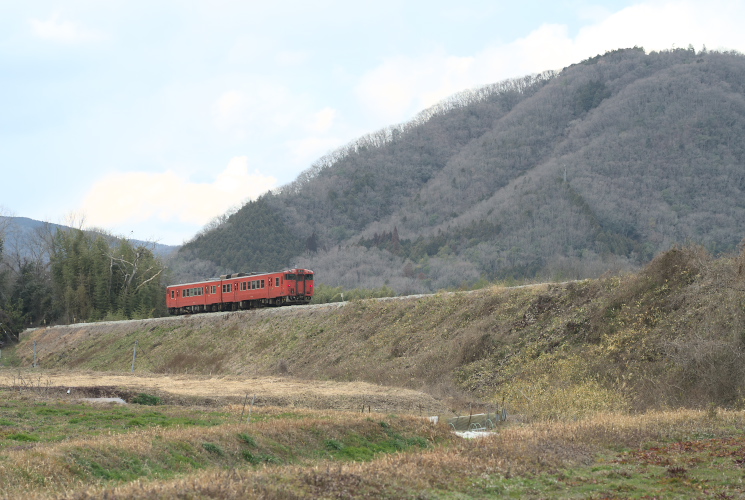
[{"xmin": 166, "ymin": 268, "xmax": 314, "ymax": 289}]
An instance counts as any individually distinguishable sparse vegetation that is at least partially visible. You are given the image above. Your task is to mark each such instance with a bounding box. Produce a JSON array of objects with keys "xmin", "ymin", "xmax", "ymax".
[
  {"xmin": 2, "ymin": 244, "xmax": 745, "ymax": 496},
  {"xmin": 3, "ymin": 393, "xmax": 745, "ymax": 498},
  {"xmin": 11, "ymin": 245, "xmax": 745, "ymax": 416},
  {"xmin": 174, "ymin": 48, "xmax": 745, "ymax": 294},
  {"xmin": 131, "ymin": 393, "xmax": 161, "ymax": 406}
]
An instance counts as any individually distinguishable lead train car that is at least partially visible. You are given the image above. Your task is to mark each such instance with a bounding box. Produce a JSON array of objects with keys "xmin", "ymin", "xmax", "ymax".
[{"xmin": 166, "ymin": 268, "xmax": 314, "ymax": 315}]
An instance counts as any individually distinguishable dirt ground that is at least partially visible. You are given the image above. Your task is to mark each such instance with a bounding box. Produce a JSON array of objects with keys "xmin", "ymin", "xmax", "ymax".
[{"xmin": 0, "ymin": 369, "xmax": 450, "ymax": 415}]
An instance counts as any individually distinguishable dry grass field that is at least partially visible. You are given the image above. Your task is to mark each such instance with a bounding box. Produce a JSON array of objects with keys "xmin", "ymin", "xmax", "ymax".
[
  {"xmin": 0, "ymin": 369, "xmax": 447, "ymax": 414},
  {"xmin": 3, "ymin": 246, "xmax": 745, "ymax": 497},
  {"xmin": 2, "ymin": 377, "xmax": 745, "ymax": 499}
]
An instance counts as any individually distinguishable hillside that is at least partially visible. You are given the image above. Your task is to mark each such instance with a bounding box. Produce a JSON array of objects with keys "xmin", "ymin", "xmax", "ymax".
[
  {"xmin": 14, "ymin": 246, "xmax": 745, "ymax": 418},
  {"xmin": 172, "ymin": 47, "xmax": 745, "ymax": 292}
]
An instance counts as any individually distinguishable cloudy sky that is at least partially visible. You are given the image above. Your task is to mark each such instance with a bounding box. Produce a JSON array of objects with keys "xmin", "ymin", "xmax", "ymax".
[{"xmin": 2, "ymin": 0, "xmax": 744, "ymax": 245}]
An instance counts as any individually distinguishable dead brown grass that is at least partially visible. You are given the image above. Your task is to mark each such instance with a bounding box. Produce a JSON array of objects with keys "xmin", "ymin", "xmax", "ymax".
[
  {"xmin": 17, "ymin": 408, "xmax": 745, "ymax": 500},
  {"xmin": 11, "ymin": 246, "xmax": 745, "ymax": 419},
  {"xmin": 0, "ymin": 368, "xmax": 447, "ymax": 414}
]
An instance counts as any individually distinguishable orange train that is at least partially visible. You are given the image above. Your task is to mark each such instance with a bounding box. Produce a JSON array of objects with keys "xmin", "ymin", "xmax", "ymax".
[{"xmin": 166, "ymin": 268, "xmax": 314, "ymax": 315}]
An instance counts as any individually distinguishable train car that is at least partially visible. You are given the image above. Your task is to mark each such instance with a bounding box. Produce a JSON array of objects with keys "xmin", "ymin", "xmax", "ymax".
[{"xmin": 166, "ymin": 268, "xmax": 314, "ymax": 315}]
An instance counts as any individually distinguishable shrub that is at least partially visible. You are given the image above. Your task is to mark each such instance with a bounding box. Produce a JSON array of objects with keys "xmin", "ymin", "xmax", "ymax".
[
  {"xmin": 238, "ymin": 433, "xmax": 256, "ymax": 447},
  {"xmin": 131, "ymin": 393, "xmax": 161, "ymax": 406},
  {"xmin": 202, "ymin": 442, "xmax": 224, "ymax": 456}
]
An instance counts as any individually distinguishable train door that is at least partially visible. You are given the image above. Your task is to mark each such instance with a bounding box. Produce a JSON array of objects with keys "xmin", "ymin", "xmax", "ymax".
[{"xmin": 298, "ymin": 272, "xmax": 307, "ymax": 297}]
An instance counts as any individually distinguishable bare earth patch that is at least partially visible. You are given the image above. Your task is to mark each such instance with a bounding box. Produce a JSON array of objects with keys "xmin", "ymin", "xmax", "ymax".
[{"xmin": 0, "ymin": 369, "xmax": 448, "ymax": 415}]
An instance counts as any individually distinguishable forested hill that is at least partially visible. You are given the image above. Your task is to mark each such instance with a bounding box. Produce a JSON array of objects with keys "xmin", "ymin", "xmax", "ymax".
[{"xmin": 174, "ymin": 47, "xmax": 745, "ymax": 293}]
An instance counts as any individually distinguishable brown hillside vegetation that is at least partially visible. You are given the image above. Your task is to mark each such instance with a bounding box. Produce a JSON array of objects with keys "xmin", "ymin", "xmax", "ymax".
[
  {"xmin": 12, "ymin": 245, "xmax": 745, "ymax": 419},
  {"xmin": 3, "ymin": 246, "xmax": 745, "ymax": 499},
  {"xmin": 174, "ymin": 48, "xmax": 745, "ymax": 292}
]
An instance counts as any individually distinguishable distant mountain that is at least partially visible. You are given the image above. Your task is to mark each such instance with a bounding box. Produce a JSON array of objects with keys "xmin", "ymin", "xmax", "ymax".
[
  {"xmin": 173, "ymin": 47, "xmax": 745, "ymax": 292},
  {"xmin": 0, "ymin": 217, "xmax": 179, "ymax": 259}
]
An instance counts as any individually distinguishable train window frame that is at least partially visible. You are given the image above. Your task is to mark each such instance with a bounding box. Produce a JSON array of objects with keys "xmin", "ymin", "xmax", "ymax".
[
  {"xmin": 261, "ymin": 279, "xmax": 265, "ymax": 288},
  {"xmin": 276, "ymin": 277, "xmax": 280, "ymax": 287}
]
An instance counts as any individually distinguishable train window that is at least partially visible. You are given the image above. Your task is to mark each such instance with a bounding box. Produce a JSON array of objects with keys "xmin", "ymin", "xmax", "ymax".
[
  {"xmin": 240, "ymin": 282, "xmax": 245, "ymax": 291},
  {"xmin": 285, "ymin": 273, "xmax": 296, "ymax": 280},
  {"xmin": 171, "ymin": 291, "xmax": 175, "ymax": 299},
  {"xmin": 222, "ymin": 284, "xmax": 232, "ymax": 293},
  {"xmin": 261, "ymin": 279, "xmax": 265, "ymax": 288},
  {"xmin": 276, "ymin": 277, "xmax": 280, "ymax": 287},
  {"xmin": 212, "ymin": 285, "xmax": 217, "ymax": 294},
  {"xmin": 305, "ymin": 274, "xmax": 314, "ymax": 281}
]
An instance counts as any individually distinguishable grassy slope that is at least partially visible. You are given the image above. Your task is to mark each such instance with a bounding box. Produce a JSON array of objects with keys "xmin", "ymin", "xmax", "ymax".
[{"xmin": 11, "ymin": 246, "xmax": 745, "ymax": 417}]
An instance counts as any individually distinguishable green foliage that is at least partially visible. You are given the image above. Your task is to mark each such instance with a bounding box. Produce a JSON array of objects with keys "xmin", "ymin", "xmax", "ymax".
[
  {"xmin": 241, "ymin": 450, "xmax": 280, "ymax": 464},
  {"xmin": 131, "ymin": 393, "xmax": 161, "ymax": 406},
  {"xmin": 6, "ymin": 432, "xmax": 40, "ymax": 442},
  {"xmin": 237, "ymin": 433, "xmax": 256, "ymax": 447},
  {"xmin": 573, "ymin": 80, "xmax": 611, "ymax": 114},
  {"xmin": 324, "ymin": 438, "xmax": 344, "ymax": 450},
  {"xmin": 181, "ymin": 196, "xmax": 296, "ymax": 274},
  {"xmin": 201, "ymin": 442, "xmax": 224, "ymax": 456},
  {"xmin": 50, "ymin": 228, "xmax": 166, "ymax": 324}
]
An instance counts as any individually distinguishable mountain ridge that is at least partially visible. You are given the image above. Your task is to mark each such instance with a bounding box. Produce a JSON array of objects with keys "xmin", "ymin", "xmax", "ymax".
[{"xmin": 173, "ymin": 47, "xmax": 745, "ymax": 291}]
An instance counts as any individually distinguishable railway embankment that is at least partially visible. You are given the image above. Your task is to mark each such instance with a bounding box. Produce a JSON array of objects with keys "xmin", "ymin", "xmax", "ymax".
[{"xmin": 9, "ymin": 246, "xmax": 745, "ymax": 418}]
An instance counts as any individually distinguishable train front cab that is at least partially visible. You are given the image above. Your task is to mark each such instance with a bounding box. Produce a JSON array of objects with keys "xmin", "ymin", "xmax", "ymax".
[{"xmin": 284, "ymin": 268, "xmax": 314, "ymax": 304}]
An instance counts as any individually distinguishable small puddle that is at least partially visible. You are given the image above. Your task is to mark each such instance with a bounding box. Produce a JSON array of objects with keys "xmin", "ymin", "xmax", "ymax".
[{"xmin": 78, "ymin": 397, "xmax": 127, "ymax": 404}]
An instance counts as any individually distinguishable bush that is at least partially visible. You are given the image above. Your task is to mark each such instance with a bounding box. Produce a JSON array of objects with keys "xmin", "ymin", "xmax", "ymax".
[
  {"xmin": 202, "ymin": 442, "xmax": 224, "ymax": 456},
  {"xmin": 237, "ymin": 433, "xmax": 256, "ymax": 447},
  {"xmin": 131, "ymin": 393, "xmax": 161, "ymax": 406}
]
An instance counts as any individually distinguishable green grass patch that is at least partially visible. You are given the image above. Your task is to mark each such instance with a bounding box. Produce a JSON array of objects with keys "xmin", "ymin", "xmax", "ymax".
[
  {"xmin": 237, "ymin": 432, "xmax": 257, "ymax": 447},
  {"xmin": 0, "ymin": 391, "xmax": 227, "ymax": 449},
  {"xmin": 131, "ymin": 393, "xmax": 161, "ymax": 405},
  {"xmin": 201, "ymin": 442, "xmax": 224, "ymax": 456},
  {"xmin": 241, "ymin": 450, "xmax": 281, "ymax": 465},
  {"xmin": 6, "ymin": 432, "xmax": 40, "ymax": 442}
]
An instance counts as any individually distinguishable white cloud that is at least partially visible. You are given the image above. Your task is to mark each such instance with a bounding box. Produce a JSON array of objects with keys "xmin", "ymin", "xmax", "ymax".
[
  {"xmin": 355, "ymin": 0, "xmax": 745, "ymax": 123},
  {"xmin": 79, "ymin": 157, "xmax": 277, "ymax": 231},
  {"xmin": 308, "ymin": 107, "xmax": 337, "ymax": 133},
  {"xmin": 29, "ymin": 14, "xmax": 101, "ymax": 43},
  {"xmin": 212, "ymin": 90, "xmax": 248, "ymax": 131}
]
